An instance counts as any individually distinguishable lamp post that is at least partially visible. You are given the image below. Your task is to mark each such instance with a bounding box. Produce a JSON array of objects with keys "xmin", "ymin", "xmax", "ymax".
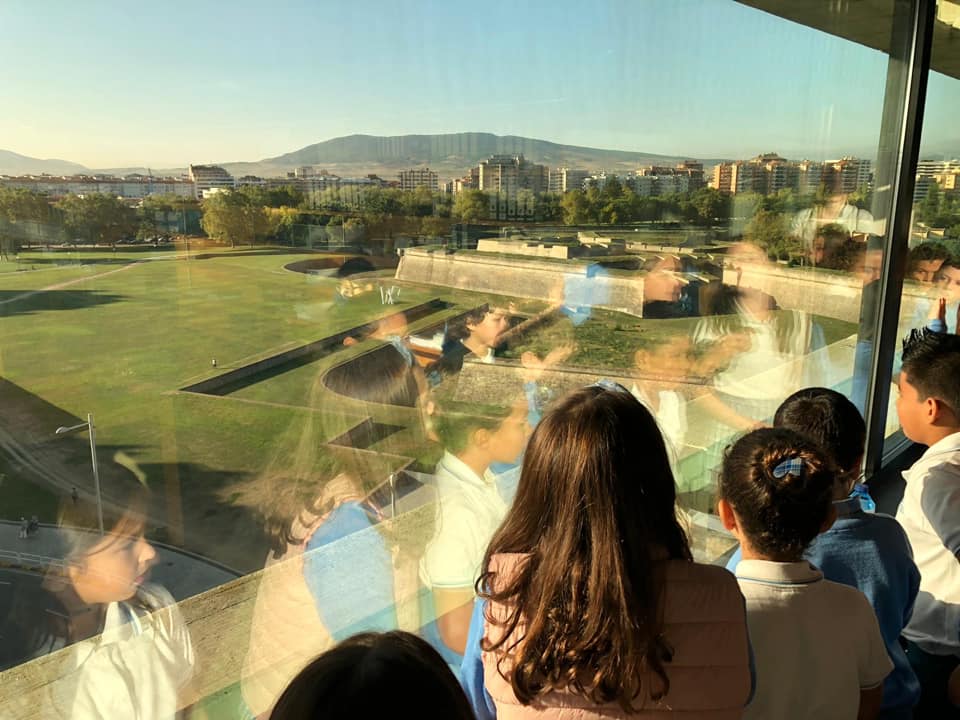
[{"xmin": 55, "ymin": 413, "xmax": 103, "ymax": 535}]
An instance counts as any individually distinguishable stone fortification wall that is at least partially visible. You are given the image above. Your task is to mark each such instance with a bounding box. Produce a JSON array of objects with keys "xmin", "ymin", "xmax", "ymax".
[
  {"xmin": 398, "ymin": 248, "xmax": 936, "ymax": 324},
  {"xmin": 724, "ymin": 264, "xmax": 931, "ymax": 324},
  {"xmin": 396, "ymin": 247, "xmax": 645, "ymax": 316}
]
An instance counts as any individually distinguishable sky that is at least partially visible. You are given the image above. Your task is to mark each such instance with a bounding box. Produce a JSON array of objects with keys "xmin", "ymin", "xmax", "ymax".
[{"xmin": 1, "ymin": 0, "xmax": 958, "ymax": 169}]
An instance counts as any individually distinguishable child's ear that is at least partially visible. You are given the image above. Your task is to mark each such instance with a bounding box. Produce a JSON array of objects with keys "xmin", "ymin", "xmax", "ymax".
[
  {"xmin": 471, "ymin": 427, "xmax": 490, "ymax": 449},
  {"xmin": 930, "ymin": 397, "xmax": 956, "ymax": 426},
  {"xmin": 717, "ymin": 499, "xmax": 738, "ymax": 533}
]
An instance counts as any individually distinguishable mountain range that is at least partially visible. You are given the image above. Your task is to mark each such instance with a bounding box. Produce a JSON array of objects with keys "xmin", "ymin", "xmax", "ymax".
[
  {"xmin": 0, "ymin": 133, "xmax": 722, "ymax": 179},
  {"xmin": 0, "ymin": 149, "xmax": 89, "ymax": 177}
]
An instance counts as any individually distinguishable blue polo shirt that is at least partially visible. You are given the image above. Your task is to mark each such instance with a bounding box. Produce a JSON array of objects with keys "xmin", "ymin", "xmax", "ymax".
[{"xmin": 727, "ymin": 496, "xmax": 920, "ymax": 715}]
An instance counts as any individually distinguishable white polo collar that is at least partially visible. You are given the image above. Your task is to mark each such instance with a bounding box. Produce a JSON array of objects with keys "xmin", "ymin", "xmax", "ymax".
[
  {"xmin": 437, "ymin": 450, "xmax": 496, "ymax": 489},
  {"xmin": 903, "ymin": 431, "xmax": 960, "ymax": 481},
  {"xmin": 735, "ymin": 559, "xmax": 823, "ymax": 587}
]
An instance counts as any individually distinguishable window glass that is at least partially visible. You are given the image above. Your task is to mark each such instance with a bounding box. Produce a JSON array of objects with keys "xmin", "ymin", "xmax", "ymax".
[{"xmin": 0, "ymin": 1, "xmax": 914, "ymax": 716}]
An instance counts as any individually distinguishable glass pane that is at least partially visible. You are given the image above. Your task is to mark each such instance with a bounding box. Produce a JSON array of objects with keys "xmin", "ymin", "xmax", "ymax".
[
  {"xmin": 885, "ymin": 4, "xmax": 960, "ymax": 452},
  {"xmin": 0, "ymin": 1, "xmax": 907, "ymax": 717}
]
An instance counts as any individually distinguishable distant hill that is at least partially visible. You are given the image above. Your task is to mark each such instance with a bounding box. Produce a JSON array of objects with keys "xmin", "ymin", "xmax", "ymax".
[
  {"xmin": 0, "ymin": 150, "xmax": 88, "ymax": 176},
  {"xmin": 221, "ymin": 132, "xmax": 724, "ymax": 179}
]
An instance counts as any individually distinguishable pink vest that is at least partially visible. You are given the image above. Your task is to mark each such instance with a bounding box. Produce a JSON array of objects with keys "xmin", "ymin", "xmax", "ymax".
[{"xmin": 482, "ymin": 553, "xmax": 751, "ymax": 719}]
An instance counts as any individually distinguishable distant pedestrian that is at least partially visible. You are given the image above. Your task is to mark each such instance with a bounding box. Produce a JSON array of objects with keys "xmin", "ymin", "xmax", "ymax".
[
  {"xmin": 28, "ymin": 515, "xmax": 39, "ymax": 536},
  {"xmin": 71, "ymin": 486, "xmax": 79, "ymax": 504},
  {"xmin": 18, "ymin": 517, "xmax": 28, "ymax": 539},
  {"xmin": 211, "ymin": 358, "xmax": 217, "ymax": 368}
]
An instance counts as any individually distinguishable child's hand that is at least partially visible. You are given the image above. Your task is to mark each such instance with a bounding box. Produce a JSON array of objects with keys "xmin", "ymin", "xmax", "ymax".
[{"xmin": 928, "ymin": 297, "xmax": 947, "ymax": 323}]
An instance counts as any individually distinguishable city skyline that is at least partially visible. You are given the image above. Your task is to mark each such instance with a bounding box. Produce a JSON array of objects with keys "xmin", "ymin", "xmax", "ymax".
[{"xmin": 2, "ymin": 0, "xmax": 959, "ymax": 168}]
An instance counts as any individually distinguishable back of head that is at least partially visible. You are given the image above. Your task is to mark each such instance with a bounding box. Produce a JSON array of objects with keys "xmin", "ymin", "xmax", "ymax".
[
  {"xmin": 481, "ymin": 384, "xmax": 691, "ymax": 711},
  {"xmin": 902, "ymin": 328, "xmax": 960, "ymax": 417},
  {"xmin": 269, "ymin": 631, "xmax": 474, "ymax": 720},
  {"xmin": 720, "ymin": 427, "xmax": 835, "ymax": 561},
  {"xmin": 773, "ymin": 388, "xmax": 865, "ymax": 477}
]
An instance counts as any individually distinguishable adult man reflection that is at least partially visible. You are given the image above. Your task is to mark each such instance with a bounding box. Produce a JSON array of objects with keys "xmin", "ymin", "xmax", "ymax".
[
  {"xmin": 693, "ymin": 243, "xmax": 825, "ymax": 433},
  {"xmin": 0, "ymin": 461, "xmax": 194, "ymax": 719}
]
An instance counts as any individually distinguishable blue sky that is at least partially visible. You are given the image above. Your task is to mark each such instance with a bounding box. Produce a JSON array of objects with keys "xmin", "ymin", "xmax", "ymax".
[{"xmin": 1, "ymin": 0, "xmax": 957, "ymax": 168}]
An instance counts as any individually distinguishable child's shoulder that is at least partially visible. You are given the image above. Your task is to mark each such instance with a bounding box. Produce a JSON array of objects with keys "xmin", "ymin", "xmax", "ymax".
[{"xmin": 819, "ymin": 511, "xmax": 912, "ymax": 557}]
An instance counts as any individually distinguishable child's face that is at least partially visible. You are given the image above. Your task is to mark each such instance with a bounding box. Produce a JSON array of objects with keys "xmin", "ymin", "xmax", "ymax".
[
  {"xmin": 896, "ymin": 371, "xmax": 929, "ymax": 443},
  {"xmin": 467, "ymin": 308, "xmax": 510, "ymax": 349},
  {"xmin": 486, "ymin": 403, "xmax": 531, "ymax": 465},
  {"xmin": 70, "ymin": 528, "xmax": 157, "ymax": 604},
  {"xmin": 936, "ymin": 265, "xmax": 960, "ymax": 300}
]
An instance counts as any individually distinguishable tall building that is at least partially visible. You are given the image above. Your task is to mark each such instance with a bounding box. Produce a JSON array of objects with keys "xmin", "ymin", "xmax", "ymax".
[
  {"xmin": 798, "ymin": 160, "xmax": 826, "ymax": 195},
  {"xmin": 548, "ymin": 167, "xmax": 589, "ymax": 193},
  {"xmin": 826, "ymin": 157, "xmax": 872, "ymax": 194},
  {"xmin": 294, "ymin": 166, "xmax": 315, "ymax": 178},
  {"xmin": 477, "ymin": 154, "xmax": 548, "ymax": 196},
  {"xmin": 398, "ymin": 167, "xmax": 439, "ymax": 191},
  {"xmin": 188, "ymin": 164, "xmax": 235, "ymax": 199},
  {"xmin": 915, "ymin": 159, "xmax": 960, "ymax": 201},
  {"xmin": 711, "ymin": 161, "xmax": 761, "ymax": 195}
]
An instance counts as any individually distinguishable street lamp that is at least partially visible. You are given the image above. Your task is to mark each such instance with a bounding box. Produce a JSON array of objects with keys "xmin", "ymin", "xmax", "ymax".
[{"xmin": 55, "ymin": 413, "xmax": 104, "ymax": 535}]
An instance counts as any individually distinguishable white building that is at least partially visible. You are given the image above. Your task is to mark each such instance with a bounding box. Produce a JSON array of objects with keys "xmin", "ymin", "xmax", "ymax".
[
  {"xmin": 398, "ymin": 167, "xmax": 439, "ymax": 191},
  {"xmin": 0, "ymin": 174, "xmax": 194, "ymax": 199},
  {"xmin": 188, "ymin": 164, "xmax": 235, "ymax": 198}
]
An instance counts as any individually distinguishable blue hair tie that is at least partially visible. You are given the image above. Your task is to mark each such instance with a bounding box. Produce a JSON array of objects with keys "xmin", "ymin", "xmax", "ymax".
[
  {"xmin": 772, "ymin": 457, "xmax": 804, "ymax": 479},
  {"xmin": 590, "ymin": 379, "xmax": 631, "ymax": 394}
]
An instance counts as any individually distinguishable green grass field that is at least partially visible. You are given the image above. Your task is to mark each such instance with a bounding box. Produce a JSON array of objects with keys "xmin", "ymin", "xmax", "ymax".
[{"xmin": 0, "ymin": 248, "xmax": 857, "ymax": 574}]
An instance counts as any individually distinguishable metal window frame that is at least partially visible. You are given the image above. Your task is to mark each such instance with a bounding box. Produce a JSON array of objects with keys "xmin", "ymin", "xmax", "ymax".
[{"xmin": 863, "ymin": 0, "xmax": 937, "ymax": 479}]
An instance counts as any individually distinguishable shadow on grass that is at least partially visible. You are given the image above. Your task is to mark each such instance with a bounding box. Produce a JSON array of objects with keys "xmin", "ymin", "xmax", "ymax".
[{"xmin": 0, "ymin": 289, "xmax": 126, "ymax": 318}]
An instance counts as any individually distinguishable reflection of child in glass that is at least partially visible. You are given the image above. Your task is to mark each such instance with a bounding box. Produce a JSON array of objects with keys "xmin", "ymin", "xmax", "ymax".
[
  {"xmin": 419, "ymin": 399, "xmax": 530, "ymax": 657},
  {"xmin": 242, "ymin": 342, "xmax": 427, "ymax": 716},
  {"xmin": 1, "ymin": 469, "xmax": 194, "ymax": 719},
  {"xmin": 426, "ymin": 304, "xmax": 510, "ymax": 383}
]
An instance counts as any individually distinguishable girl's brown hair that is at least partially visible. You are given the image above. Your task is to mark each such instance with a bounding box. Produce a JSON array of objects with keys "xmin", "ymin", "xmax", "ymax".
[
  {"xmin": 478, "ymin": 384, "xmax": 691, "ymax": 712},
  {"xmin": 719, "ymin": 427, "xmax": 835, "ymax": 561}
]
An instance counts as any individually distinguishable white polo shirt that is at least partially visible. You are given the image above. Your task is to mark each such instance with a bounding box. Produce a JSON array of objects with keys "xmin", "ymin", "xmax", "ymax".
[
  {"xmin": 420, "ymin": 451, "xmax": 508, "ymax": 590},
  {"xmin": 897, "ymin": 431, "xmax": 960, "ymax": 655},
  {"xmin": 736, "ymin": 559, "xmax": 892, "ymax": 720}
]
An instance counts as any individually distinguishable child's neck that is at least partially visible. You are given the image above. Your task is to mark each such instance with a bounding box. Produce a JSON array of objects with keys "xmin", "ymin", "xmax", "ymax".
[
  {"xmin": 456, "ymin": 447, "xmax": 493, "ymax": 481},
  {"xmin": 738, "ymin": 538, "xmax": 803, "ymax": 564},
  {"xmin": 462, "ymin": 336, "xmax": 490, "ymax": 358},
  {"xmin": 917, "ymin": 425, "xmax": 960, "ymax": 448}
]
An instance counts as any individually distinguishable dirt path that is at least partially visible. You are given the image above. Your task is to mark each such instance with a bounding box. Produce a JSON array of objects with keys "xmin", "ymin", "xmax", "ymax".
[{"xmin": 0, "ymin": 261, "xmax": 144, "ymax": 306}]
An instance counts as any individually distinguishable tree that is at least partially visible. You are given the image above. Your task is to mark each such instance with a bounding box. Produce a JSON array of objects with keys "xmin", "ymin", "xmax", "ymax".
[
  {"xmin": 57, "ymin": 194, "xmax": 136, "ymax": 248},
  {"xmin": 561, "ymin": 190, "xmax": 591, "ymax": 225},
  {"xmin": 452, "ymin": 190, "xmax": 489, "ymax": 223},
  {"xmin": 0, "ymin": 188, "xmax": 53, "ymax": 257},
  {"xmin": 745, "ymin": 208, "xmax": 790, "ymax": 257},
  {"xmin": 200, "ymin": 190, "xmax": 269, "ymax": 247},
  {"xmin": 138, "ymin": 193, "xmax": 200, "ymax": 239}
]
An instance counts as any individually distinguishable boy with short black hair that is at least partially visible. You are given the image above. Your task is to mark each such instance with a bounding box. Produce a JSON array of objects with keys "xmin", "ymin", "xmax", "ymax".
[
  {"xmin": 895, "ymin": 328, "xmax": 960, "ymax": 717},
  {"xmin": 780, "ymin": 389, "xmax": 920, "ymax": 719}
]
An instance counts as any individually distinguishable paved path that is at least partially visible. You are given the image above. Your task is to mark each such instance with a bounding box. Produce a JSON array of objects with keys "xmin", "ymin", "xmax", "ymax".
[{"xmin": 0, "ymin": 260, "xmax": 144, "ymax": 306}]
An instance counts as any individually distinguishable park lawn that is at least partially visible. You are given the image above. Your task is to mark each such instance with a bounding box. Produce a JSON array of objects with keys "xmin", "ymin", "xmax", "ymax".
[
  {"xmin": 0, "ymin": 251, "xmax": 440, "ymax": 568},
  {"xmin": 0, "ymin": 249, "xmax": 546, "ymax": 570}
]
